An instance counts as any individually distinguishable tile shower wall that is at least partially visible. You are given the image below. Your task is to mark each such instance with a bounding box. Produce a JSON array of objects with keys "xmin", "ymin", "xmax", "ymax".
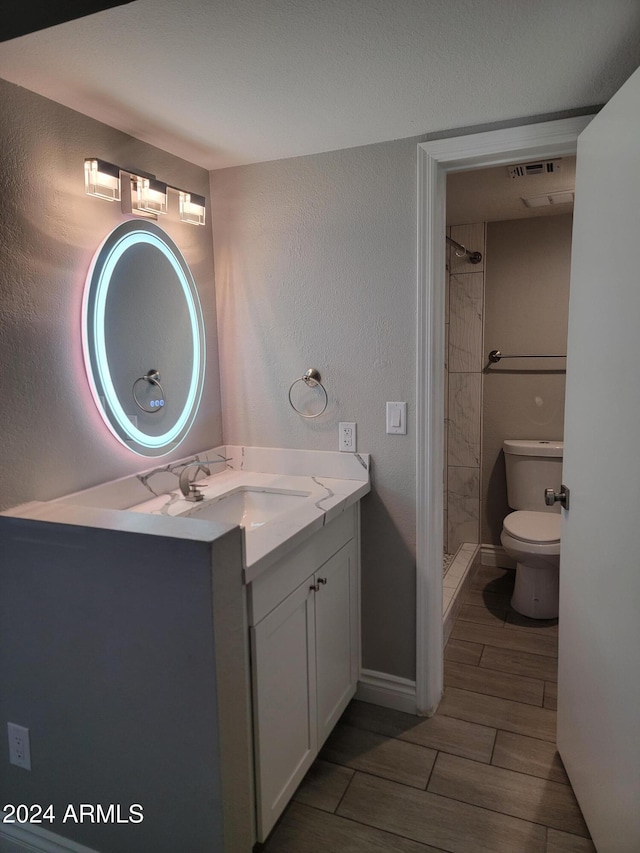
[{"xmin": 445, "ymin": 223, "xmax": 486, "ymax": 553}]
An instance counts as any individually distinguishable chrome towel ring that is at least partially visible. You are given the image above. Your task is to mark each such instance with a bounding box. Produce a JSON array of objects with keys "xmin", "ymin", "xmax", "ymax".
[
  {"xmin": 288, "ymin": 369, "xmax": 328, "ymax": 418},
  {"xmin": 132, "ymin": 369, "xmax": 166, "ymax": 414}
]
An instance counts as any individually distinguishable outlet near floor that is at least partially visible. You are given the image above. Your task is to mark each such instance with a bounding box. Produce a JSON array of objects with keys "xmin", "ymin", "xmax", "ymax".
[{"xmin": 7, "ymin": 722, "xmax": 31, "ymax": 770}]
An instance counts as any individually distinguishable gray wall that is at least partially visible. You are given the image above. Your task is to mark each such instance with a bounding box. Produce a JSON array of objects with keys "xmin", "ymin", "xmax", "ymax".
[
  {"xmin": 482, "ymin": 214, "xmax": 572, "ymax": 544},
  {"xmin": 211, "ymin": 140, "xmax": 418, "ymax": 679},
  {"xmin": 0, "ymin": 77, "xmax": 223, "ymax": 512},
  {"xmin": 0, "ymin": 515, "xmax": 243, "ymax": 852}
]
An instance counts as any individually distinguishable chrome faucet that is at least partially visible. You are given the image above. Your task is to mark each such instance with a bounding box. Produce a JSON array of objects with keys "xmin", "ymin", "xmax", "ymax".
[{"xmin": 178, "ymin": 458, "xmax": 226, "ymax": 502}]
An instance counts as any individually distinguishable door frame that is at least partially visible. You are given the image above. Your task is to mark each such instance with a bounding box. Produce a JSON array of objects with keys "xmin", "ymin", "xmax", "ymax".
[{"xmin": 415, "ymin": 115, "xmax": 593, "ymax": 715}]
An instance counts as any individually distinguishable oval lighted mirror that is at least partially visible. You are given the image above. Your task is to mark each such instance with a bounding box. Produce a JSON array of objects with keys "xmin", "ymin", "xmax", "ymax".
[{"xmin": 82, "ymin": 221, "xmax": 206, "ymax": 456}]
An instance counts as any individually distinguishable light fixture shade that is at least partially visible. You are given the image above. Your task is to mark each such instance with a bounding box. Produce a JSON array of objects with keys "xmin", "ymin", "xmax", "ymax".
[
  {"xmin": 179, "ymin": 191, "xmax": 206, "ymax": 226},
  {"xmin": 84, "ymin": 159, "xmax": 121, "ymax": 201},
  {"xmin": 138, "ymin": 177, "xmax": 169, "ymax": 215}
]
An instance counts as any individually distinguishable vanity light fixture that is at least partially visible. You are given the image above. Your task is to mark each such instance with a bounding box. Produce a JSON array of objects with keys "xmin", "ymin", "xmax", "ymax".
[
  {"xmin": 178, "ymin": 191, "xmax": 206, "ymax": 226},
  {"xmin": 84, "ymin": 159, "xmax": 205, "ymax": 225},
  {"xmin": 137, "ymin": 177, "xmax": 169, "ymax": 215},
  {"xmin": 84, "ymin": 158, "xmax": 121, "ymax": 202}
]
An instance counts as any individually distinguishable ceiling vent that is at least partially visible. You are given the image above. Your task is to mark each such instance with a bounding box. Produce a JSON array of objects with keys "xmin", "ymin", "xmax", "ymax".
[
  {"xmin": 521, "ymin": 190, "xmax": 574, "ymax": 208},
  {"xmin": 508, "ymin": 159, "xmax": 562, "ymax": 178}
]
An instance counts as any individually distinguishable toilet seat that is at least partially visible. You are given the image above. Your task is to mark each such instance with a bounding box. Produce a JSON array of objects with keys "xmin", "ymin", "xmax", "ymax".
[{"xmin": 503, "ymin": 510, "xmax": 560, "ymax": 544}]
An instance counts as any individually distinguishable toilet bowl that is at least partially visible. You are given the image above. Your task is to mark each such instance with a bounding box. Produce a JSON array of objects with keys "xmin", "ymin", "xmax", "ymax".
[
  {"xmin": 501, "ymin": 439, "xmax": 563, "ymax": 620},
  {"xmin": 501, "ymin": 510, "xmax": 560, "ymax": 619}
]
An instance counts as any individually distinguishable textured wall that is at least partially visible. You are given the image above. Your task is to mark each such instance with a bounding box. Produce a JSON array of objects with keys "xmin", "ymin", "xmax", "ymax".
[
  {"xmin": 0, "ymin": 78, "xmax": 222, "ymax": 511},
  {"xmin": 211, "ymin": 139, "xmax": 418, "ymax": 679},
  {"xmin": 482, "ymin": 214, "xmax": 572, "ymax": 544}
]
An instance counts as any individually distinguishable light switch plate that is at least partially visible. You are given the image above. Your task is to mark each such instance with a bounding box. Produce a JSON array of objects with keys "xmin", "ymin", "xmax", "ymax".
[{"xmin": 386, "ymin": 402, "xmax": 407, "ymax": 434}]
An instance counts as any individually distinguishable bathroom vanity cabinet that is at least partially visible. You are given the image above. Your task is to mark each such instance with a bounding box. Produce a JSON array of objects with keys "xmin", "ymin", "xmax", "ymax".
[
  {"xmin": 247, "ymin": 505, "xmax": 359, "ymax": 840},
  {"xmin": 1, "ymin": 445, "xmax": 369, "ymax": 852}
]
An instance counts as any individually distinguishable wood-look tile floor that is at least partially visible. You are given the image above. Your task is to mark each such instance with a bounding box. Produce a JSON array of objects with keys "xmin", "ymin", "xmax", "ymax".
[{"xmin": 261, "ymin": 565, "xmax": 596, "ymax": 853}]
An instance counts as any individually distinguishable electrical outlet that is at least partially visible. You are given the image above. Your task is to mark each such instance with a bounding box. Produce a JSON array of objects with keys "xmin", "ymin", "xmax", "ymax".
[
  {"xmin": 339, "ymin": 422, "xmax": 356, "ymax": 452},
  {"xmin": 7, "ymin": 722, "xmax": 31, "ymax": 770}
]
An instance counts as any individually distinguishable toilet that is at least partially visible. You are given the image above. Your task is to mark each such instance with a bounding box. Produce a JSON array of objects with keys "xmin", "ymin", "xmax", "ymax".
[{"xmin": 500, "ymin": 440, "xmax": 563, "ymax": 619}]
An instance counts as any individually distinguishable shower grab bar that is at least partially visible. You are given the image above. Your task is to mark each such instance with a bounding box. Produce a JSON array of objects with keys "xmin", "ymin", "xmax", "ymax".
[
  {"xmin": 488, "ymin": 349, "xmax": 566, "ymax": 363},
  {"xmin": 446, "ymin": 236, "xmax": 482, "ymax": 264}
]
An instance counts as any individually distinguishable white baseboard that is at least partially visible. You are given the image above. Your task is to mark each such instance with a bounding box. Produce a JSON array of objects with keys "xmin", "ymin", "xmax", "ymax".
[
  {"xmin": 356, "ymin": 669, "xmax": 417, "ymax": 715},
  {"xmin": 0, "ymin": 815, "xmax": 100, "ymax": 853},
  {"xmin": 480, "ymin": 544, "xmax": 516, "ymax": 569}
]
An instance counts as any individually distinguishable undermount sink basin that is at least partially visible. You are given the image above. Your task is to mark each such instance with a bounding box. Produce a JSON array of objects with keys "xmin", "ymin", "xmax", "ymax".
[{"xmin": 182, "ymin": 487, "xmax": 311, "ymax": 529}]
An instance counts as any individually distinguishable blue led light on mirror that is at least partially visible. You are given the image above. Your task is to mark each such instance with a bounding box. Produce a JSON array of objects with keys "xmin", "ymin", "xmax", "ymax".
[{"xmin": 82, "ymin": 221, "xmax": 206, "ymax": 457}]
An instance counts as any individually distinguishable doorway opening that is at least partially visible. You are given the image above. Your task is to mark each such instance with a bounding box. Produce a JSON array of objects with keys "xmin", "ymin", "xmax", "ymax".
[
  {"xmin": 415, "ymin": 115, "xmax": 593, "ymax": 715},
  {"xmin": 442, "ymin": 159, "xmax": 575, "ymax": 634}
]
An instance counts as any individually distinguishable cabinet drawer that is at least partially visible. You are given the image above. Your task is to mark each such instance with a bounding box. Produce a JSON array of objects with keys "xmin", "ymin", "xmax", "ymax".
[{"xmin": 248, "ymin": 505, "xmax": 355, "ymax": 626}]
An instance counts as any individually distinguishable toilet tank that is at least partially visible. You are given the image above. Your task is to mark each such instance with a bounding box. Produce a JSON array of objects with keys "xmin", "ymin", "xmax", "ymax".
[{"xmin": 503, "ymin": 440, "xmax": 563, "ymax": 512}]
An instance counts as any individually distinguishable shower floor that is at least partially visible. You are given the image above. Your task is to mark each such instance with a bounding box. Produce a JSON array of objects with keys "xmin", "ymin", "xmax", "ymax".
[{"xmin": 443, "ymin": 544, "xmax": 481, "ymax": 642}]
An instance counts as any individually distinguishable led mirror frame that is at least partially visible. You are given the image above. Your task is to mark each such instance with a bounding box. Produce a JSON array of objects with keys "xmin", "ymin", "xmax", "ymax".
[{"xmin": 82, "ymin": 221, "xmax": 206, "ymax": 456}]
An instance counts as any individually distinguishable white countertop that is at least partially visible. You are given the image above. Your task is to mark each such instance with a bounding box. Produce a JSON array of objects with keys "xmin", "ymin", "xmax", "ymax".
[
  {"xmin": 128, "ymin": 468, "xmax": 369, "ymax": 582},
  {"xmin": 3, "ymin": 446, "xmax": 370, "ymax": 584}
]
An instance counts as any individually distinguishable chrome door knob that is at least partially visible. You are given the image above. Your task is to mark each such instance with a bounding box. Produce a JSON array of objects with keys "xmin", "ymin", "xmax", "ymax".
[{"xmin": 545, "ymin": 484, "xmax": 570, "ymax": 509}]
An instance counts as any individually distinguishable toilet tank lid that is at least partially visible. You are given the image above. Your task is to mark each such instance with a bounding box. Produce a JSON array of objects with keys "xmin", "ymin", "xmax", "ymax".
[
  {"xmin": 504, "ymin": 511, "xmax": 561, "ymax": 543},
  {"xmin": 503, "ymin": 439, "xmax": 563, "ymax": 457}
]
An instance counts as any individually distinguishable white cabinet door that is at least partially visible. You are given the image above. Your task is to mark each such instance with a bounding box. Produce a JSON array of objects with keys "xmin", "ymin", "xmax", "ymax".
[
  {"xmin": 314, "ymin": 540, "xmax": 358, "ymax": 748},
  {"xmin": 251, "ymin": 579, "xmax": 317, "ymax": 840},
  {"xmin": 250, "ymin": 518, "xmax": 360, "ymax": 843}
]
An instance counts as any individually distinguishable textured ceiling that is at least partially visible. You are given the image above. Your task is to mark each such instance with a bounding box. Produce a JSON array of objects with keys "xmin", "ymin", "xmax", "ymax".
[
  {"xmin": 0, "ymin": 0, "xmax": 639, "ymax": 170},
  {"xmin": 447, "ymin": 157, "xmax": 577, "ymax": 225}
]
